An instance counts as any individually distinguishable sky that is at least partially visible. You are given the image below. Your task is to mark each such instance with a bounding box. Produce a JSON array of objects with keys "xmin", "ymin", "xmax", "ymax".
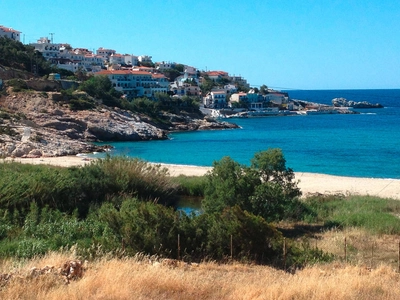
[{"xmin": 1, "ymin": 0, "xmax": 399, "ymax": 90}]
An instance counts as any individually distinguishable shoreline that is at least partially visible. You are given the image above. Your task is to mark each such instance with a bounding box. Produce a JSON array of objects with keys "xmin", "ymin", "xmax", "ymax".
[{"xmin": 3, "ymin": 156, "xmax": 400, "ymax": 200}]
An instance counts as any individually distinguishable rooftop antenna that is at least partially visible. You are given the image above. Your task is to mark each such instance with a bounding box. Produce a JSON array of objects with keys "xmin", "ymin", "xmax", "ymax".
[{"xmin": 49, "ymin": 32, "xmax": 55, "ymax": 43}]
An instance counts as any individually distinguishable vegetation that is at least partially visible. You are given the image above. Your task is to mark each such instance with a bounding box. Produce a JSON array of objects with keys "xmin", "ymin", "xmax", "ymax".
[
  {"xmin": 0, "ymin": 36, "xmax": 54, "ymax": 76},
  {"xmin": 304, "ymin": 194, "xmax": 400, "ymax": 234},
  {"xmin": 79, "ymin": 75, "xmax": 123, "ymax": 107},
  {"xmin": 6, "ymin": 78, "xmax": 28, "ymax": 92},
  {"xmin": 1, "ymin": 149, "xmax": 400, "ymax": 281},
  {"xmin": 1, "ymin": 253, "xmax": 399, "ymax": 300},
  {"xmin": 203, "ymin": 149, "xmax": 305, "ymax": 222},
  {"xmin": 0, "ymin": 153, "xmax": 330, "ymax": 267}
]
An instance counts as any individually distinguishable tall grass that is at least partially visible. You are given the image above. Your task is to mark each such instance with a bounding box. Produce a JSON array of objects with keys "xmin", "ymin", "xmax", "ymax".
[
  {"xmin": 172, "ymin": 175, "xmax": 207, "ymax": 197},
  {"xmin": 0, "ymin": 157, "xmax": 179, "ymax": 217},
  {"xmin": 304, "ymin": 195, "xmax": 400, "ymax": 234}
]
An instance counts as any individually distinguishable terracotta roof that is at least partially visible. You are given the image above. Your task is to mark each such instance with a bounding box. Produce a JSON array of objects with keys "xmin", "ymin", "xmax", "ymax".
[
  {"xmin": 0, "ymin": 25, "xmax": 21, "ymax": 33},
  {"xmin": 207, "ymin": 71, "xmax": 228, "ymax": 76},
  {"xmin": 96, "ymin": 70, "xmax": 131, "ymax": 75},
  {"xmin": 152, "ymin": 73, "xmax": 166, "ymax": 79},
  {"xmin": 96, "ymin": 70, "xmax": 153, "ymax": 76}
]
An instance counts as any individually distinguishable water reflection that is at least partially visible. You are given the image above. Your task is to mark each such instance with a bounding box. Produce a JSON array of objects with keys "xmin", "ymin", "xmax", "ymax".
[{"xmin": 175, "ymin": 196, "xmax": 203, "ymax": 215}]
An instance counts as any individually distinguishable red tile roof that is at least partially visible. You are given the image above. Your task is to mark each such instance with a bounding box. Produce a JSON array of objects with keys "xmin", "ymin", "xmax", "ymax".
[
  {"xmin": 152, "ymin": 73, "xmax": 166, "ymax": 79},
  {"xmin": 207, "ymin": 71, "xmax": 228, "ymax": 76},
  {"xmin": 96, "ymin": 70, "xmax": 152, "ymax": 76},
  {"xmin": 0, "ymin": 25, "xmax": 21, "ymax": 33}
]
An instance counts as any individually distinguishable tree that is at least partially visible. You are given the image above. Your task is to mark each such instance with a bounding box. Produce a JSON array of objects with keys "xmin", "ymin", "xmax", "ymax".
[
  {"xmin": 0, "ymin": 37, "xmax": 53, "ymax": 76},
  {"xmin": 203, "ymin": 149, "xmax": 302, "ymax": 222},
  {"xmin": 79, "ymin": 75, "xmax": 122, "ymax": 107},
  {"xmin": 174, "ymin": 64, "xmax": 184, "ymax": 72},
  {"xmin": 260, "ymin": 84, "xmax": 269, "ymax": 95},
  {"xmin": 202, "ymin": 157, "xmax": 259, "ymax": 214},
  {"xmin": 200, "ymin": 75, "xmax": 215, "ymax": 96},
  {"xmin": 249, "ymin": 149, "xmax": 302, "ymax": 221},
  {"xmin": 162, "ymin": 68, "xmax": 181, "ymax": 81}
]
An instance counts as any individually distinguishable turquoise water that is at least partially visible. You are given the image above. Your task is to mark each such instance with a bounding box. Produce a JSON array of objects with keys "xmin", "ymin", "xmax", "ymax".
[{"xmin": 96, "ymin": 89, "xmax": 400, "ymax": 179}]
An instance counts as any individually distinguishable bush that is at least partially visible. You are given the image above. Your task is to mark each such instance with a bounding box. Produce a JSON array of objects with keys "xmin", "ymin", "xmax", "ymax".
[
  {"xmin": 69, "ymin": 98, "xmax": 95, "ymax": 110},
  {"xmin": 203, "ymin": 149, "xmax": 303, "ymax": 222},
  {"xmin": 7, "ymin": 78, "xmax": 28, "ymax": 92}
]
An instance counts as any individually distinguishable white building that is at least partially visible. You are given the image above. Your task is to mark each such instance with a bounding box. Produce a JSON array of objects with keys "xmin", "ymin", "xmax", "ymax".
[
  {"xmin": 96, "ymin": 70, "xmax": 169, "ymax": 99},
  {"xmin": 123, "ymin": 54, "xmax": 139, "ymax": 66},
  {"xmin": 265, "ymin": 92, "xmax": 289, "ymax": 105},
  {"xmin": 230, "ymin": 75, "xmax": 250, "ymax": 89},
  {"xmin": 30, "ymin": 37, "xmax": 61, "ymax": 58},
  {"xmin": 230, "ymin": 92, "xmax": 248, "ymax": 104},
  {"xmin": 0, "ymin": 25, "xmax": 21, "ymax": 41},
  {"xmin": 203, "ymin": 89, "xmax": 227, "ymax": 108},
  {"xmin": 96, "ymin": 47, "xmax": 116, "ymax": 61},
  {"xmin": 156, "ymin": 61, "xmax": 176, "ymax": 71}
]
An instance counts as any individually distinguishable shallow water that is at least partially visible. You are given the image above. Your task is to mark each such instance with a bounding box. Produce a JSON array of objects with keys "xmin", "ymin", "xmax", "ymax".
[{"xmin": 95, "ymin": 89, "xmax": 400, "ymax": 179}]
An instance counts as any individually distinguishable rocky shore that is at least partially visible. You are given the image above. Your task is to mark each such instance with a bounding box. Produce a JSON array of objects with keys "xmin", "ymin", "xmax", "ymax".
[
  {"xmin": 332, "ymin": 97, "xmax": 384, "ymax": 108},
  {"xmin": 0, "ymin": 88, "xmax": 238, "ymax": 158}
]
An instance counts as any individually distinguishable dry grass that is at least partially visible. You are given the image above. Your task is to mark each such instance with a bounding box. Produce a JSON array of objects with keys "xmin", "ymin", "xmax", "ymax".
[
  {"xmin": 306, "ymin": 227, "xmax": 400, "ymax": 269},
  {"xmin": 1, "ymin": 252, "xmax": 400, "ymax": 300}
]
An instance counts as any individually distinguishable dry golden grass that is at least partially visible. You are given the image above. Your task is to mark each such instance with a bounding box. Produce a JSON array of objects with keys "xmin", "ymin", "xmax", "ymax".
[
  {"xmin": 305, "ymin": 227, "xmax": 400, "ymax": 269},
  {"xmin": 1, "ymin": 251, "xmax": 400, "ymax": 300}
]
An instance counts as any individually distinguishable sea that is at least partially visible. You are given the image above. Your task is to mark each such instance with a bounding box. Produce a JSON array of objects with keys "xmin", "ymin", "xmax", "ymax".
[{"xmin": 95, "ymin": 89, "xmax": 400, "ymax": 179}]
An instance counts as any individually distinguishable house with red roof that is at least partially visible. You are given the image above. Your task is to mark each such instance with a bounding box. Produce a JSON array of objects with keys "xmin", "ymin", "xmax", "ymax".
[
  {"xmin": 206, "ymin": 70, "xmax": 229, "ymax": 81},
  {"xmin": 0, "ymin": 25, "xmax": 21, "ymax": 41}
]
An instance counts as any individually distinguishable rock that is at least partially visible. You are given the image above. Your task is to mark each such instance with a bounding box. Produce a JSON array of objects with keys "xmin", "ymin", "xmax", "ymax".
[
  {"xmin": 0, "ymin": 89, "xmax": 239, "ymax": 158},
  {"xmin": 12, "ymin": 143, "xmax": 33, "ymax": 157},
  {"xmin": 332, "ymin": 97, "xmax": 383, "ymax": 108}
]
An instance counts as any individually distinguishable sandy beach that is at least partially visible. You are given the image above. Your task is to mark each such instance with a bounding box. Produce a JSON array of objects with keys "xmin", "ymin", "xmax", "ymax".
[{"xmin": 4, "ymin": 156, "xmax": 400, "ymax": 200}]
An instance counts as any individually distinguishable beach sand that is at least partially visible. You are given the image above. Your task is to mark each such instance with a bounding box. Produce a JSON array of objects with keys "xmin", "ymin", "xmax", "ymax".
[{"xmin": 4, "ymin": 156, "xmax": 400, "ymax": 200}]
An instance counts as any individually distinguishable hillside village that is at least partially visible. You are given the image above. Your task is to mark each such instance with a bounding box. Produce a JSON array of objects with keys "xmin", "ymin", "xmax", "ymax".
[
  {"xmin": 1, "ymin": 25, "xmax": 383, "ymax": 115},
  {"xmin": 0, "ymin": 25, "xmax": 296, "ymax": 111},
  {"xmin": 0, "ymin": 25, "xmax": 245, "ymax": 158}
]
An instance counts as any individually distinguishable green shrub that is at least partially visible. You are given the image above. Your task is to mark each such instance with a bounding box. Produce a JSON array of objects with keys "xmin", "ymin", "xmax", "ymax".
[
  {"xmin": 7, "ymin": 78, "xmax": 28, "ymax": 92},
  {"xmin": 69, "ymin": 97, "xmax": 95, "ymax": 110},
  {"xmin": 202, "ymin": 149, "xmax": 303, "ymax": 222},
  {"xmin": 286, "ymin": 239, "xmax": 334, "ymax": 270},
  {"xmin": 0, "ymin": 157, "xmax": 178, "ymax": 218}
]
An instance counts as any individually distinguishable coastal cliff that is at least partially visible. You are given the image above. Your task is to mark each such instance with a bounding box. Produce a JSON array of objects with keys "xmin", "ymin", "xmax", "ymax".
[{"xmin": 0, "ymin": 87, "xmax": 238, "ymax": 158}]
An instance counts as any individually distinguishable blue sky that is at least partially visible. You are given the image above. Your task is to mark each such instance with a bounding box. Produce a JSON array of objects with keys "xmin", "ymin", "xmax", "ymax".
[{"xmin": 1, "ymin": 0, "xmax": 399, "ymax": 90}]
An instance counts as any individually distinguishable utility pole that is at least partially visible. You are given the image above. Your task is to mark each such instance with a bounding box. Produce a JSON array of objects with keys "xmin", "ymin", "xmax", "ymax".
[{"xmin": 49, "ymin": 32, "xmax": 55, "ymax": 43}]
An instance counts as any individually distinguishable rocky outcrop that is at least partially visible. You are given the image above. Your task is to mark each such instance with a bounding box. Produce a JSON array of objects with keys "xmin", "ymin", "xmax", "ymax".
[
  {"xmin": 332, "ymin": 97, "xmax": 383, "ymax": 108},
  {"xmin": 161, "ymin": 112, "xmax": 239, "ymax": 131},
  {"xmin": 0, "ymin": 89, "xmax": 237, "ymax": 158}
]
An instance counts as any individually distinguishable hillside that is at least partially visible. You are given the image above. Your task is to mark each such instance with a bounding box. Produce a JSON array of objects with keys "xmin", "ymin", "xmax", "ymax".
[{"xmin": 0, "ymin": 69, "xmax": 237, "ymax": 158}]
